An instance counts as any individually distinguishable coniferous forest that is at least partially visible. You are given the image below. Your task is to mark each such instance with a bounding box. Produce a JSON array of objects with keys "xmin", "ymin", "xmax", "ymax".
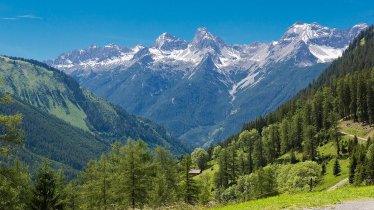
[{"xmin": 2, "ymin": 16, "xmax": 374, "ymax": 210}]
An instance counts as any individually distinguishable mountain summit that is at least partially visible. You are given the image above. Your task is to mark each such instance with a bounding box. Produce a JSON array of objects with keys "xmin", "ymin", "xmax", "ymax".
[
  {"xmin": 47, "ymin": 22, "xmax": 367, "ymax": 147},
  {"xmin": 154, "ymin": 32, "xmax": 188, "ymax": 51},
  {"xmin": 191, "ymin": 27, "xmax": 225, "ymax": 51}
]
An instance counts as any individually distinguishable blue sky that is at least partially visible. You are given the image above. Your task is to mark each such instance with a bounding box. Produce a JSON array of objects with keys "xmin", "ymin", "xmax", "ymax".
[{"xmin": 0, "ymin": 0, "xmax": 373, "ymax": 60}]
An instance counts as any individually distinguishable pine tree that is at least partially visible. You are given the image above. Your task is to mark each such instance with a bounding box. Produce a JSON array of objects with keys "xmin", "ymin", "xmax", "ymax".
[
  {"xmin": 366, "ymin": 79, "xmax": 374, "ymax": 125},
  {"xmin": 80, "ymin": 155, "xmax": 113, "ymax": 209},
  {"xmin": 349, "ymin": 155, "xmax": 358, "ymax": 184},
  {"xmin": 291, "ymin": 112, "xmax": 303, "ymax": 150},
  {"xmin": 181, "ymin": 154, "xmax": 198, "ymax": 204},
  {"xmin": 280, "ymin": 118, "xmax": 291, "ymax": 154},
  {"xmin": 262, "ymin": 125, "xmax": 280, "ymax": 163},
  {"xmin": 333, "ymin": 158, "xmax": 341, "ymax": 177},
  {"xmin": 0, "ymin": 158, "xmax": 31, "ymax": 210},
  {"xmin": 321, "ymin": 162, "xmax": 326, "ymax": 176},
  {"xmin": 357, "ymin": 75, "xmax": 368, "ymax": 122},
  {"xmin": 238, "ymin": 129, "xmax": 259, "ymax": 173},
  {"xmin": 215, "ymin": 148, "xmax": 230, "ymax": 189},
  {"xmin": 29, "ymin": 161, "xmax": 64, "ymax": 210},
  {"xmin": 313, "ymin": 92, "xmax": 324, "ymax": 131},
  {"xmin": 0, "ymin": 93, "xmax": 24, "ymax": 156},
  {"xmin": 322, "ymin": 87, "xmax": 333, "ymax": 129},
  {"xmin": 354, "ymin": 164, "xmax": 364, "ymax": 186},
  {"xmin": 151, "ymin": 147, "xmax": 179, "ymax": 207},
  {"xmin": 227, "ymin": 144, "xmax": 238, "ymax": 183},
  {"xmin": 365, "ymin": 144, "xmax": 374, "ymax": 184},
  {"xmin": 64, "ymin": 181, "xmax": 79, "ymax": 210},
  {"xmin": 253, "ymin": 138, "xmax": 265, "ymax": 169},
  {"xmin": 0, "ymin": 86, "xmax": 28, "ymax": 209},
  {"xmin": 303, "ymin": 125, "xmax": 317, "ymax": 161},
  {"xmin": 119, "ymin": 139, "xmax": 153, "ymax": 209},
  {"xmin": 349, "ymin": 76, "xmax": 358, "ymax": 121}
]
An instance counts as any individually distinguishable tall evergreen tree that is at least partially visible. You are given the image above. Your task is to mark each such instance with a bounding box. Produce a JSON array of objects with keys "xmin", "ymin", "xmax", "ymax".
[
  {"xmin": 280, "ymin": 118, "xmax": 291, "ymax": 154},
  {"xmin": 29, "ymin": 161, "xmax": 64, "ymax": 210},
  {"xmin": 349, "ymin": 76, "xmax": 358, "ymax": 121},
  {"xmin": 151, "ymin": 147, "xmax": 179, "ymax": 206},
  {"xmin": 0, "ymin": 158, "xmax": 31, "ymax": 210},
  {"xmin": 262, "ymin": 125, "xmax": 280, "ymax": 163},
  {"xmin": 215, "ymin": 148, "xmax": 230, "ymax": 189},
  {"xmin": 291, "ymin": 112, "xmax": 303, "ymax": 150},
  {"xmin": 253, "ymin": 138, "xmax": 265, "ymax": 169},
  {"xmin": 303, "ymin": 125, "xmax": 317, "ymax": 161},
  {"xmin": 349, "ymin": 155, "xmax": 358, "ymax": 184},
  {"xmin": 119, "ymin": 139, "xmax": 153, "ymax": 209},
  {"xmin": 357, "ymin": 75, "xmax": 368, "ymax": 122},
  {"xmin": 366, "ymin": 79, "xmax": 374, "ymax": 124},
  {"xmin": 0, "ymin": 93, "xmax": 24, "ymax": 156},
  {"xmin": 313, "ymin": 92, "xmax": 324, "ymax": 131},
  {"xmin": 181, "ymin": 154, "xmax": 198, "ymax": 204},
  {"xmin": 333, "ymin": 158, "xmax": 341, "ymax": 177},
  {"xmin": 238, "ymin": 129, "xmax": 259, "ymax": 173},
  {"xmin": 80, "ymin": 155, "xmax": 113, "ymax": 209}
]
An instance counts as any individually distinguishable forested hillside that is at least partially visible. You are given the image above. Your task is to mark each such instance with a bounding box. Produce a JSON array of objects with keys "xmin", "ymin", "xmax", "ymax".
[
  {"xmin": 208, "ymin": 24, "xmax": 374, "ymax": 203},
  {"xmin": 0, "ymin": 56, "xmax": 186, "ymax": 174}
]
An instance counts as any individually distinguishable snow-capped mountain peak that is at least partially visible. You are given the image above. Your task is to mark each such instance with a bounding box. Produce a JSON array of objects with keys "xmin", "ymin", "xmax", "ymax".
[
  {"xmin": 153, "ymin": 32, "xmax": 188, "ymax": 51},
  {"xmin": 281, "ymin": 22, "xmax": 333, "ymax": 44},
  {"xmin": 348, "ymin": 23, "xmax": 369, "ymax": 38},
  {"xmin": 191, "ymin": 27, "xmax": 225, "ymax": 51}
]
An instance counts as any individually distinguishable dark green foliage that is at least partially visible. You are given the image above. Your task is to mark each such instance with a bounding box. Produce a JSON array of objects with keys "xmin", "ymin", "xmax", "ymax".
[
  {"xmin": 0, "ymin": 159, "xmax": 31, "ymax": 210},
  {"xmin": 290, "ymin": 150, "xmax": 298, "ymax": 164},
  {"xmin": 29, "ymin": 161, "xmax": 64, "ymax": 210},
  {"xmin": 0, "ymin": 98, "xmax": 107, "ymax": 176},
  {"xmin": 333, "ymin": 158, "xmax": 341, "ymax": 176},
  {"xmin": 215, "ymin": 148, "xmax": 230, "ymax": 189},
  {"xmin": 303, "ymin": 125, "xmax": 317, "ymax": 161},
  {"xmin": 181, "ymin": 154, "xmax": 198, "ymax": 204},
  {"xmin": 78, "ymin": 139, "xmax": 182, "ymax": 209},
  {"xmin": 120, "ymin": 139, "xmax": 153, "ymax": 209},
  {"xmin": 151, "ymin": 147, "xmax": 179, "ymax": 206},
  {"xmin": 191, "ymin": 148, "xmax": 209, "ymax": 170},
  {"xmin": 321, "ymin": 162, "xmax": 326, "ymax": 175}
]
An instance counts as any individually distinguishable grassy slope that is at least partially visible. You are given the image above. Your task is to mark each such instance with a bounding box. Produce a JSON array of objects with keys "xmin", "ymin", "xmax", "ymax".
[
  {"xmin": 338, "ymin": 120, "xmax": 373, "ymax": 139},
  {"xmin": 213, "ymin": 186, "xmax": 374, "ymax": 210},
  {"xmin": 314, "ymin": 158, "xmax": 349, "ymax": 191},
  {"xmin": 0, "ymin": 56, "xmax": 90, "ymax": 131}
]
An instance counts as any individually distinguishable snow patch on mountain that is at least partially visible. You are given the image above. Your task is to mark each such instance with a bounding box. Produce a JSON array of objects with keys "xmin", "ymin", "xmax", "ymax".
[{"xmin": 309, "ymin": 44, "xmax": 346, "ymax": 63}]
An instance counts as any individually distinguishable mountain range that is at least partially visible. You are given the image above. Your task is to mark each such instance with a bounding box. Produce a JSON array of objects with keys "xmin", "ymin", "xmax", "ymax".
[{"xmin": 47, "ymin": 22, "xmax": 368, "ymax": 147}]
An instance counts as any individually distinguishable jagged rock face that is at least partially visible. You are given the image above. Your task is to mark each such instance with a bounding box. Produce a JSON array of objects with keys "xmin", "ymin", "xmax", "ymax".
[
  {"xmin": 47, "ymin": 22, "xmax": 368, "ymax": 147},
  {"xmin": 154, "ymin": 32, "xmax": 188, "ymax": 51}
]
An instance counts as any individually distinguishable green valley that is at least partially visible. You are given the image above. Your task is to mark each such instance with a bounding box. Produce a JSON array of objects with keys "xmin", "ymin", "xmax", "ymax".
[{"xmin": 1, "ymin": 6, "xmax": 374, "ymax": 210}]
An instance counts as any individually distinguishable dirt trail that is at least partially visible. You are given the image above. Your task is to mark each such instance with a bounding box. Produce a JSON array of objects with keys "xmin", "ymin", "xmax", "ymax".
[
  {"xmin": 338, "ymin": 131, "xmax": 367, "ymax": 141},
  {"xmin": 307, "ymin": 199, "xmax": 374, "ymax": 210},
  {"xmin": 326, "ymin": 178, "xmax": 348, "ymax": 191}
]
